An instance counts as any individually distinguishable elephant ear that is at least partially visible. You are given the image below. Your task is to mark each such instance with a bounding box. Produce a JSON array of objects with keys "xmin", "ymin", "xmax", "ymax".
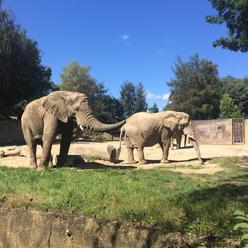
[
  {"xmin": 43, "ymin": 94, "xmax": 68, "ymax": 123},
  {"xmin": 163, "ymin": 116, "xmax": 179, "ymax": 132}
]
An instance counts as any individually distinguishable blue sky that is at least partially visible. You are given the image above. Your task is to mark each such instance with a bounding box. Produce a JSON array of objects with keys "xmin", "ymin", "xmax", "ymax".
[{"xmin": 4, "ymin": 0, "xmax": 248, "ymax": 109}]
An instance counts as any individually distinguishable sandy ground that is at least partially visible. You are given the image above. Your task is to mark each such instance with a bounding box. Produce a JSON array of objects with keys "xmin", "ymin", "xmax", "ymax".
[{"xmin": 0, "ymin": 141, "xmax": 248, "ymax": 174}]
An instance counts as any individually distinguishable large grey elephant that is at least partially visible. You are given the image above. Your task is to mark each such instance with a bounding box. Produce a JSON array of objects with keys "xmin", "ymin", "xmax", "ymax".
[
  {"xmin": 119, "ymin": 111, "xmax": 203, "ymax": 164},
  {"xmin": 21, "ymin": 91, "xmax": 125, "ymax": 169}
]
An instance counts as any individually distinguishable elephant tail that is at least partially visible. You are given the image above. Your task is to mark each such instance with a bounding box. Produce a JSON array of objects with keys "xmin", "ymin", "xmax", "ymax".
[{"xmin": 116, "ymin": 126, "xmax": 125, "ymax": 160}]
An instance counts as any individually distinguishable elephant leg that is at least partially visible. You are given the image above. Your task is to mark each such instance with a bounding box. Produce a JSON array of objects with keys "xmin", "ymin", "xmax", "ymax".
[
  {"xmin": 125, "ymin": 147, "xmax": 137, "ymax": 164},
  {"xmin": 39, "ymin": 119, "xmax": 58, "ymax": 168},
  {"xmin": 137, "ymin": 147, "xmax": 147, "ymax": 164},
  {"xmin": 29, "ymin": 142, "xmax": 37, "ymax": 169},
  {"xmin": 22, "ymin": 127, "xmax": 37, "ymax": 169},
  {"xmin": 160, "ymin": 141, "xmax": 170, "ymax": 163},
  {"xmin": 57, "ymin": 125, "xmax": 73, "ymax": 167},
  {"xmin": 40, "ymin": 141, "xmax": 53, "ymax": 168}
]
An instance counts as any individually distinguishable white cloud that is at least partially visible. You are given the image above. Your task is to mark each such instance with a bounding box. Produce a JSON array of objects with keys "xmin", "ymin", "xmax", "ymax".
[
  {"xmin": 146, "ymin": 92, "xmax": 161, "ymax": 100},
  {"xmin": 121, "ymin": 34, "xmax": 130, "ymax": 41},
  {"xmin": 146, "ymin": 91, "xmax": 170, "ymax": 101},
  {"xmin": 162, "ymin": 93, "xmax": 170, "ymax": 100}
]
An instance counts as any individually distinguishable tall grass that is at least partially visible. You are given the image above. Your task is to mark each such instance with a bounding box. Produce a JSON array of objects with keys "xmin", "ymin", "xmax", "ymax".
[{"xmin": 0, "ymin": 157, "xmax": 247, "ymax": 237}]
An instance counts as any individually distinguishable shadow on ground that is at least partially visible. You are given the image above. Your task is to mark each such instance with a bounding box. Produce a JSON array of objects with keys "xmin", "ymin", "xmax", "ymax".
[{"xmin": 61, "ymin": 161, "xmax": 137, "ymax": 170}]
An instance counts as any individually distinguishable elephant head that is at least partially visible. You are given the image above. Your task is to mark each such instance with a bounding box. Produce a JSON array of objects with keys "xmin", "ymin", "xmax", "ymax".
[
  {"xmin": 163, "ymin": 111, "xmax": 204, "ymax": 164},
  {"xmin": 42, "ymin": 91, "xmax": 125, "ymax": 131}
]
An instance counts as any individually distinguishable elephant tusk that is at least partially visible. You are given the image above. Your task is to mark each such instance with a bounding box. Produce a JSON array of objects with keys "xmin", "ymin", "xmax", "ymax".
[
  {"xmin": 188, "ymin": 135, "xmax": 195, "ymax": 140},
  {"xmin": 79, "ymin": 125, "xmax": 84, "ymax": 131}
]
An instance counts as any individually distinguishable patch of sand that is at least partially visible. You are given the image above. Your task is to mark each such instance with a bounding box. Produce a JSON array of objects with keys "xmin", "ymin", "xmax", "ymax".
[{"xmin": 1, "ymin": 142, "xmax": 248, "ymax": 174}]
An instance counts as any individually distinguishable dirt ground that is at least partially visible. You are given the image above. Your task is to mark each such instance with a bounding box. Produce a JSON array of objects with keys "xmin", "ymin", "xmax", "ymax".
[{"xmin": 1, "ymin": 141, "xmax": 248, "ymax": 174}]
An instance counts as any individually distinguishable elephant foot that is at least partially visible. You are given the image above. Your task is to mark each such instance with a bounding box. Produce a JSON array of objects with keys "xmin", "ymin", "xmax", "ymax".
[
  {"xmin": 160, "ymin": 159, "xmax": 170, "ymax": 164},
  {"xmin": 139, "ymin": 160, "xmax": 148, "ymax": 165},
  {"xmin": 31, "ymin": 164, "xmax": 37, "ymax": 169}
]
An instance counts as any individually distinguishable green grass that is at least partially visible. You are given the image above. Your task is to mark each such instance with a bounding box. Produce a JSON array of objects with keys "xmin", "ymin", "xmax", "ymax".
[{"xmin": 0, "ymin": 157, "xmax": 248, "ymax": 237}]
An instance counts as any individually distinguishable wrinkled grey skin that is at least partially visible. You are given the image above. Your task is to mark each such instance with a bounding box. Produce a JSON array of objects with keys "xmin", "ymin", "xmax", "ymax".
[
  {"xmin": 21, "ymin": 91, "xmax": 125, "ymax": 169},
  {"xmin": 119, "ymin": 111, "xmax": 203, "ymax": 165}
]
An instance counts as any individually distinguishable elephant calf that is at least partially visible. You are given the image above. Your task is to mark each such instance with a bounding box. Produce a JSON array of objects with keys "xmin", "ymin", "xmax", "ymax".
[{"xmin": 119, "ymin": 111, "xmax": 203, "ymax": 165}]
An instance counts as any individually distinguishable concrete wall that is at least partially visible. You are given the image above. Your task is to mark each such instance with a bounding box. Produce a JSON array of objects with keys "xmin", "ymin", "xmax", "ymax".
[
  {"xmin": 0, "ymin": 119, "xmax": 24, "ymax": 145},
  {"xmin": 0, "ymin": 207, "xmax": 237, "ymax": 248},
  {"xmin": 192, "ymin": 119, "xmax": 233, "ymax": 145}
]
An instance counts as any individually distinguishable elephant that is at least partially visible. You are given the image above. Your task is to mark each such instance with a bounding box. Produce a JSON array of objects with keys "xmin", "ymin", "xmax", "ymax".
[
  {"xmin": 21, "ymin": 91, "xmax": 125, "ymax": 169},
  {"xmin": 119, "ymin": 111, "xmax": 203, "ymax": 164},
  {"xmin": 171, "ymin": 131, "xmax": 187, "ymax": 149}
]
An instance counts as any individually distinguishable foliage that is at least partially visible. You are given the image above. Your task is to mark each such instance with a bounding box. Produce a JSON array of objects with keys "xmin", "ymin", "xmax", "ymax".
[
  {"xmin": 233, "ymin": 210, "xmax": 248, "ymax": 247},
  {"xmin": 60, "ymin": 61, "xmax": 123, "ymax": 123},
  {"xmin": 60, "ymin": 62, "xmax": 100, "ymax": 106},
  {"xmin": 219, "ymin": 93, "xmax": 242, "ymax": 119},
  {"xmin": 120, "ymin": 81, "xmax": 147, "ymax": 117},
  {"xmin": 0, "ymin": 4, "xmax": 52, "ymax": 117},
  {"xmin": 120, "ymin": 81, "xmax": 137, "ymax": 117},
  {"xmin": 0, "ymin": 157, "xmax": 247, "ymax": 238},
  {"xmin": 222, "ymin": 76, "xmax": 248, "ymax": 117},
  {"xmin": 167, "ymin": 54, "xmax": 222, "ymax": 120},
  {"xmin": 206, "ymin": 0, "xmax": 248, "ymax": 52},
  {"xmin": 149, "ymin": 103, "xmax": 159, "ymax": 113},
  {"xmin": 93, "ymin": 94, "xmax": 124, "ymax": 123},
  {"xmin": 134, "ymin": 82, "xmax": 148, "ymax": 112}
]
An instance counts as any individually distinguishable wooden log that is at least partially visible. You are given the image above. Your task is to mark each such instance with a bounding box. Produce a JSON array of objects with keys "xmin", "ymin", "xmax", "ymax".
[
  {"xmin": 75, "ymin": 144, "xmax": 117, "ymax": 162},
  {"xmin": 0, "ymin": 150, "xmax": 21, "ymax": 157}
]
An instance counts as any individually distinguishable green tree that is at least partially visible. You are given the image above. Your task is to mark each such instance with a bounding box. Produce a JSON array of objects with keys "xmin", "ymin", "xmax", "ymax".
[
  {"xmin": 222, "ymin": 76, "xmax": 248, "ymax": 117},
  {"xmin": 219, "ymin": 93, "xmax": 242, "ymax": 119},
  {"xmin": 60, "ymin": 62, "xmax": 123, "ymax": 123},
  {"xmin": 149, "ymin": 103, "xmax": 159, "ymax": 113},
  {"xmin": 60, "ymin": 62, "xmax": 100, "ymax": 106},
  {"xmin": 167, "ymin": 54, "xmax": 222, "ymax": 120},
  {"xmin": 120, "ymin": 81, "xmax": 137, "ymax": 117},
  {"xmin": 0, "ymin": 3, "xmax": 52, "ymax": 117},
  {"xmin": 134, "ymin": 82, "xmax": 148, "ymax": 112},
  {"xmin": 206, "ymin": 0, "xmax": 248, "ymax": 52}
]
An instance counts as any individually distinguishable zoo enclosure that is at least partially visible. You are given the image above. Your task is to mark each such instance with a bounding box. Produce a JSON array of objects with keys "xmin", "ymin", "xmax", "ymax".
[
  {"xmin": 0, "ymin": 118, "xmax": 248, "ymax": 145},
  {"xmin": 192, "ymin": 118, "xmax": 248, "ymax": 145}
]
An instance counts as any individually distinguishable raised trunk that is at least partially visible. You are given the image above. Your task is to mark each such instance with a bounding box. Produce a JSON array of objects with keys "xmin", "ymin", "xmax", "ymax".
[
  {"xmin": 87, "ymin": 117, "xmax": 125, "ymax": 131},
  {"xmin": 78, "ymin": 107, "xmax": 125, "ymax": 132}
]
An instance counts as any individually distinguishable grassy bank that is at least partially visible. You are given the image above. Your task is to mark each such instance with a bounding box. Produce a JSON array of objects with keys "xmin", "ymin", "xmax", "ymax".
[{"xmin": 0, "ymin": 157, "xmax": 248, "ymax": 237}]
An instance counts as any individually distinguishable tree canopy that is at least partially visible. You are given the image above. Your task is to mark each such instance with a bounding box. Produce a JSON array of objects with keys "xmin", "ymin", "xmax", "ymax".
[
  {"xmin": 221, "ymin": 76, "xmax": 248, "ymax": 117},
  {"xmin": 149, "ymin": 103, "xmax": 159, "ymax": 113},
  {"xmin": 60, "ymin": 61, "xmax": 124, "ymax": 123},
  {"xmin": 219, "ymin": 93, "xmax": 242, "ymax": 119},
  {"xmin": 206, "ymin": 0, "xmax": 248, "ymax": 52},
  {"xmin": 120, "ymin": 81, "xmax": 147, "ymax": 117},
  {"xmin": 0, "ymin": 4, "xmax": 52, "ymax": 118},
  {"xmin": 60, "ymin": 62, "xmax": 100, "ymax": 106},
  {"xmin": 167, "ymin": 54, "xmax": 222, "ymax": 120},
  {"xmin": 134, "ymin": 82, "xmax": 148, "ymax": 113}
]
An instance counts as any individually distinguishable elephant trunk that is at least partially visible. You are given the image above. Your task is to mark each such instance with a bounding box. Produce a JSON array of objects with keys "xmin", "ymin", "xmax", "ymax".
[
  {"xmin": 190, "ymin": 139, "xmax": 204, "ymax": 164},
  {"xmin": 184, "ymin": 122, "xmax": 204, "ymax": 164},
  {"xmin": 77, "ymin": 107, "xmax": 125, "ymax": 132}
]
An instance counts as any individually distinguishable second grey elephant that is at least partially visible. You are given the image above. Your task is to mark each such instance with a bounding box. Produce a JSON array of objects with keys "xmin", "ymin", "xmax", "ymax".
[
  {"xmin": 21, "ymin": 91, "xmax": 125, "ymax": 169},
  {"xmin": 119, "ymin": 111, "xmax": 203, "ymax": 164}
]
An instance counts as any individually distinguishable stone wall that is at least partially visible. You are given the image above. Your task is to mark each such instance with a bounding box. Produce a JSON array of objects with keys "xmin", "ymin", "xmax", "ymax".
[
  {"xmin": 0, "ymin": 207, "xmax": 237, "ymax": 248},
  {"xmin": 0, "ymin": 119, "xmax": 24, "ymax": 145},
  {"xmin": 192, "ymin": 119, "xmax": 233, "ymax": 145}
]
